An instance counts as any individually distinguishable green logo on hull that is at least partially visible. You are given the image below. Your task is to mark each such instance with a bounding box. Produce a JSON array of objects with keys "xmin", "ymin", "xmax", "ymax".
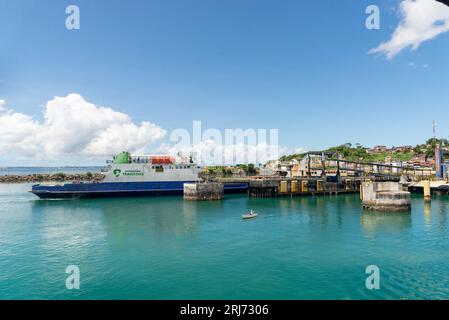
[{"xmin": 113, "ymin": 169, "xmax": 121, "ymax": 177}]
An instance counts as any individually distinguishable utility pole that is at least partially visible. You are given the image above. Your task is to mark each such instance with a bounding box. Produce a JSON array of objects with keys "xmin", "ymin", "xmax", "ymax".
[
  {"xmin": 432, "ymin": 120, "xmax": 436, "ymax": 139},
  {"xmin": 307, "ymin": 153, "xmax": 311, "ymax": 178}
]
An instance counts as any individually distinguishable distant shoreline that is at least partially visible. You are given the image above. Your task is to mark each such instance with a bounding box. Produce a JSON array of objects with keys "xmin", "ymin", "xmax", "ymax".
[
  {"xmin": 0, "ymin": 172, "xmax": 105, "ymax": 183},
  {"xmin": 0, "ymin": 166, "xmax": 103, "ymax": 176}
]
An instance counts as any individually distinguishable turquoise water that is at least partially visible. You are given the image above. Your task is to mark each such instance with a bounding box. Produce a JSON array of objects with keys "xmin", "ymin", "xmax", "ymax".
[{"xmin": 1, "ymin": 183, "xmax": 449, "ymax": 300}]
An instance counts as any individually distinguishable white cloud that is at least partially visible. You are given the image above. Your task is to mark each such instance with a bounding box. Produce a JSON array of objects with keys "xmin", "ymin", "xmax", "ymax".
[
  {"xmin": 370, "ymin": 0, "xmax": 449, "ymax": 59},
  {"xmin": 1, "ymin": 94, "xmax": 288, "ymax": 165},
  {"xmin": 0, "ymin": 94, "xmax": 166, "ymax": 158},
  {"xmin": 0, "ymin": 106, "xmax": 42, "ymax": 157}
]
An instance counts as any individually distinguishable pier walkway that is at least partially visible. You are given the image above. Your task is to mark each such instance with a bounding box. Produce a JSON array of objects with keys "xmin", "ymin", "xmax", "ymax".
[{"xmin": 218, "ymin": 177, "xmax": 362, "ymax": 198}]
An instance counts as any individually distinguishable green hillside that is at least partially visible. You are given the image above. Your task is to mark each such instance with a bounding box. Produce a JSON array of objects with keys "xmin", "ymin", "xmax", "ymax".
[{"xmin": 280, "ymin": 138, "xmax": 449, "ymax": 163}]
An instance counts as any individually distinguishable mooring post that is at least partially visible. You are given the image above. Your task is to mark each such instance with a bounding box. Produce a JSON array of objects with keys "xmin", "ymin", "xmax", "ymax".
[{"xmin": 423, "ymin": 180, "xmax": 431, "ymax": 201}]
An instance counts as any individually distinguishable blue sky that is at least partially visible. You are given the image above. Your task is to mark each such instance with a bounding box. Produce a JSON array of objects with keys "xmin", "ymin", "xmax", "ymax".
[{"xmin": 1, "ymin": 0, "xmax": 449, "ymax": 165}]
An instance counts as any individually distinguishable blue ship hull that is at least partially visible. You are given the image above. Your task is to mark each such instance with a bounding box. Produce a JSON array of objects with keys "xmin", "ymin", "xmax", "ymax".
[{"xmin": 31, "ymin": 181, "xmax": 248, "ymax": 199}]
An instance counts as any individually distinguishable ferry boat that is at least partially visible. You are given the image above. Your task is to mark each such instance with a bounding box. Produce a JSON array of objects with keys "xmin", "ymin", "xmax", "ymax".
[{"xmin": 30, "ymin": 152, "xmax": 248, "ymax": 199}]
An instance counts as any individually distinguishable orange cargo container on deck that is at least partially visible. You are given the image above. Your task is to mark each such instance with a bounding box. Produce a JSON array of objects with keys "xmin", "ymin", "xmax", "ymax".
[{"xmin": 150, "ymin": 156, "xmax": 176, "ymax": 165}]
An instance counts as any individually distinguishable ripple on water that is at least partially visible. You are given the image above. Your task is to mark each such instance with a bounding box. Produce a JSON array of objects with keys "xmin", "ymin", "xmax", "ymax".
[{"xmin": 0, "ymin": 188, "xmax": 449, "ymax": 299}]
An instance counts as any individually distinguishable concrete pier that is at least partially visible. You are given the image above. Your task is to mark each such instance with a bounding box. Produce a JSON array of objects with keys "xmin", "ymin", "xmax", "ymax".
[
  {"xmin": 183, "ymin": 182, "xmax": 224, "ymax": 201},
  {"xmin": 361, "ymin": 181, "xmax": 411, "ymax": 212},
  {"xmin": 407, "ymin": 180, "xmax": 449, "ymax": 196},
  {"xmin": 247, "ymin": 177, "xmax": 362, "ymax": 198}
]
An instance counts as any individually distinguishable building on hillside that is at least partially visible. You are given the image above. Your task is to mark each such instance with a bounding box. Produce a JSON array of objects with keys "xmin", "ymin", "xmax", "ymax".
[
  {"xmin": 264, "ymin": 160, "xmax": 280, "ymax": 170},
  {"xmin": 259, "ymin": 167, "xmax": 277, "ymax": 176},
  {"xmin": 381, "ymin": 161, "xmax": 407, "ymax": 174},
  {"xmin": 230, "ymin": 167, "xmax": 247, "ymax": 177},
  {"xmin": 390, "ymin": 145, "xmax": 413, "ymax": 153},
  {"xmin": 367, "ymin": 145, "xmax": 387, "ymax": 154},
  {"xmin": 278, "ymin": 159, "xmax": 299, "ymax": 178},
  {"xmin": 263, "ymin": 159, "xmax": 299, "ymax": 177},
  {"xmin": 290, "ymin": 156, "xmax": 350, "ymax": 178},
  {"xmin": 410, "ymin": 154, "xmax": 428, "ymax": 167}
]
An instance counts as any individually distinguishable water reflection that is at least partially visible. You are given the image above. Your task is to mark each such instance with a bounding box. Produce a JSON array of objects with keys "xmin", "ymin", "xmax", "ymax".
[
  {"xmin": 416, "ymin": 196, "xmax": 449, "ymax": 233},
  {"xmin": 16, "ymin": 190, "xmax": 449, "ymax": 299},
  {"xmin": 276, "ymin": 197, "xmax": 303, "ymax": 217},
  {"xmin": 434, "ymin": 197, "xmax": 448, "ymax": 231},
  {"xmin": 303, "ymin": 196, "xmax": 328, "ymax": 228},
  {"xmin": 424, "ymin": 201, "xmax": 431, "ymax": 226},
  {"xmin": 28, "ymin": 199, "xmax": 108, "ymax": 270},
  {"xmin": 360, "ymin": 211, "xmax": 412, "ymax": 235},
  {"xmin": 31, "ymin": 196, "xmax": 202, "ymax": 243}
]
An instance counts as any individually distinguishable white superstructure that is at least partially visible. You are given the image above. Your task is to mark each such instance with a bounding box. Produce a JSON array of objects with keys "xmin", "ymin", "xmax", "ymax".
[{"xmin": 102, "ymin": 153, "xmax": 202, "ymax": 182}]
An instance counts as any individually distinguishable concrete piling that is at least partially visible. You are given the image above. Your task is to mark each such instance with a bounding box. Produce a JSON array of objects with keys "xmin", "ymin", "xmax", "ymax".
[
  {"xmin": 423, "ymin": 180, "xmax": 431, "ymax": 201},
  {"xmin": 361, "ymin": 181, "xmax": 411, "ymax": 212},
  {"xmin": 183, "ymin": 182, "xmax": 224, "ymax": 201}
]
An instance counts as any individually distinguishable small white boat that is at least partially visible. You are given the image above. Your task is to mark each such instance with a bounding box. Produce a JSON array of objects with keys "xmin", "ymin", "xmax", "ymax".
[{"xmin": 242, "ymin": 210, "xmax": 258, "ymax": 220}]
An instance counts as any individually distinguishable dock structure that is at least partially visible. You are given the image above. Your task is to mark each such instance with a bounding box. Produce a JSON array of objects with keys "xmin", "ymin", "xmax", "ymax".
[
  {"xmin": 244, "ymin": 177, "xmax": 362, "ymax": 198},
  {"xmin": 247, "ymin": 179, "xmax": 279, "ymax": 198},
  {"xmin": 408, "ymin": 180, "xmax": 449, "ymax": 196},
  {"xmin": 210, "ymin": 150, "xmax": 449, "ymax": 200}
]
